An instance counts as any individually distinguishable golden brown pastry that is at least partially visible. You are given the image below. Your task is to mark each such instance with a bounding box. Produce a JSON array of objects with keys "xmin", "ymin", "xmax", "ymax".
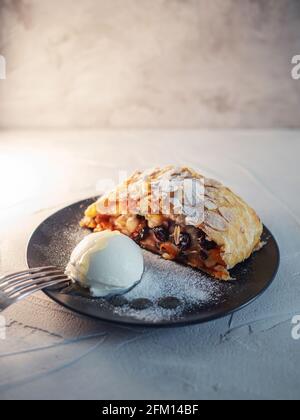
[{"xmin": 80, "ymin": 166, "xmax": 263, "ymax": 280}]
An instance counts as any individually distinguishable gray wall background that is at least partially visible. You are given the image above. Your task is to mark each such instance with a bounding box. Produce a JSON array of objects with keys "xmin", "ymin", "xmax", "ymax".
[{"xmin": 0, "ymin": 0, "xmax": 299, "ymax": 129}]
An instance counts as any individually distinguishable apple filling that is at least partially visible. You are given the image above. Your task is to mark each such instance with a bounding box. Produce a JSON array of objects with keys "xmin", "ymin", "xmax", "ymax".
[{"xmin": 81, "ymin": 212, "xmax": 229, "ymax": 280}]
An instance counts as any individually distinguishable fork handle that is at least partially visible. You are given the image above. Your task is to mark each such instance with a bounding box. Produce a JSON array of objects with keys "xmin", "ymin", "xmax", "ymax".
[
  {"xmin": 0, "ymin": 278, "xmax": 70, "ymax": 312},
  {"xmin": 0, "ymin": 292, "xmax": 11, "ymax": 312}
]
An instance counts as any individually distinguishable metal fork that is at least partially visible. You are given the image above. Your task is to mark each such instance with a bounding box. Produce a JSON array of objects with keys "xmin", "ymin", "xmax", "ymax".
[{"xmin": 0, "ymin": 266, "xmax": 71, "ymax": 312}]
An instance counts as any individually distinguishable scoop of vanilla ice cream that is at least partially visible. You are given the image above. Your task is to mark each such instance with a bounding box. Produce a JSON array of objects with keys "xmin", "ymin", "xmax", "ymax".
[{"xmin": 66, "ymin": 231, "xmax": 144, "ymax": 297}]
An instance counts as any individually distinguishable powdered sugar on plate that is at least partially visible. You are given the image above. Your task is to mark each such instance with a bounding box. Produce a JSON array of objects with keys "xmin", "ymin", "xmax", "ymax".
[{"xmin": 111, "ymin": 251, "xmax": 232, "ymax": 323}]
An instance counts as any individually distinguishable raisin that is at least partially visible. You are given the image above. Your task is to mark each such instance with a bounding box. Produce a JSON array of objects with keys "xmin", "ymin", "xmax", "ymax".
[
  {"xmin": 201, "ymin": 239, "xmax": 217, "ymax": 251},
  {"xmin": 200, "ymin": 250, "xmax": 209, "ymax": 261},
  {"xmin": 138, "ymin": 226, "xmax": 149, "ymax": 241},
  {"xmin": 153, "ymin": 226, "xmax": 169, "ymax": 242},
  {"xmin": 197, "ymin": 230, "xmax": 206, "ymax": 240},
  {"xmin": 178, "ymin": 232, "xmax": 191, "ymax": 251}
]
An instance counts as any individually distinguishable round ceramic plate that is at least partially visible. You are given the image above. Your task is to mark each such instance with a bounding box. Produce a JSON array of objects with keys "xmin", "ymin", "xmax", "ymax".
[{"xmin": 27, "ymin": 198, "xmax": 280, "ymax": 328}]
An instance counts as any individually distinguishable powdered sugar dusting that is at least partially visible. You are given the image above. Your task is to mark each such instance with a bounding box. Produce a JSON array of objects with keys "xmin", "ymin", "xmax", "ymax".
[{"xmin": 112, "ymin": 251, "xmax": 232, "ymax": 323}]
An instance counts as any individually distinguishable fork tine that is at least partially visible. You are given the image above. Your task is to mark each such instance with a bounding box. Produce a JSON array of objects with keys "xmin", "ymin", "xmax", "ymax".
[
  {"xmin": 7, "ymin": 274, "xmax": 70, "ymax": 298},
  {"xmin": 0, "ymin": 266, "xmax": 58, "ymax": 282},
  {"xmin": 0, "ymin": 268, "xmax": 64, "ymax": 292},
  {"xmin": 13, "ymin": 277, "xmax": 70, "ymax": 302}
]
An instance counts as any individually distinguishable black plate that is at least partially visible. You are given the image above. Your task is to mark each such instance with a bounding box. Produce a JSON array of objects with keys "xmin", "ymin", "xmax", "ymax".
[{"xmin": 27, "ymin": 198, "xmax": 280, "ymax": 328}]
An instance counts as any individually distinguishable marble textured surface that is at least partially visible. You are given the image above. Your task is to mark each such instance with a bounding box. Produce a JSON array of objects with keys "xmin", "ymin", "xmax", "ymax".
[
  {"xmin": 0, "ymin": 130, "xmax": 299, "ymax": 400},
  {"xmin": 0, "ymin": 0, "xmax": 300, "ymax": 129}
]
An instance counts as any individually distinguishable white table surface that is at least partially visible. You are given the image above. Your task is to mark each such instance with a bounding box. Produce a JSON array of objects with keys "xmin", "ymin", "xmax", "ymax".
[{"xmin": 0, "ymin": 130, "xmax": 299, "ymax": 400}]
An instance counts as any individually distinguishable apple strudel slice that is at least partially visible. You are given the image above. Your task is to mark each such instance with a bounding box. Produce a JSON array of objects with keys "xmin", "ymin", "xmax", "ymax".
[{"xmin": 80, "ymin": 166, "xmax": 263, "ymax": 280}]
